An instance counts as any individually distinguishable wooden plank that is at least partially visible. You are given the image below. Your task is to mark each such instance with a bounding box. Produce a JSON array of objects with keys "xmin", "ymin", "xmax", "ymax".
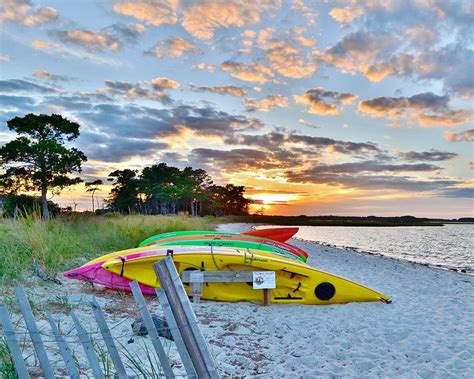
[
  {"xmin": 15, "ymin": 285, "xmax": 55, "ymax": 379},
  {"xmin": 71, "ymin": 312, "xmax": 104, "ymax": 379},
  {"xmin": 155, "ymin": 257, "xmax": 220, "ymax": 379},
  {"xmin": 129, "ymin": 281, "xmax": 175, "ymax": 379},
  {"xmin": 181, "ymin": 270, "xmax": 253, "ymax": 283},
  {"xmin": 90, "ymin": 298, "xmax": 128, "ymax": 379},
  {"xmin": 156, "ymin": 288, "xmax": 197, "ymax": 379},
  {"xmin": 46, "ymin": 312, "xmax": 80, "ymax": 379},
  {"xmin": 0, "ymin": 304, "xmax": 30, "ymax": 379}
]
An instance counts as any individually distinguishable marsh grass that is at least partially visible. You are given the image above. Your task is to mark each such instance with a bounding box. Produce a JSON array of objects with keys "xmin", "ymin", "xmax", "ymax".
[{"xmin": 0, "ymin": 213, "xmax": 214, "ymax": 282}]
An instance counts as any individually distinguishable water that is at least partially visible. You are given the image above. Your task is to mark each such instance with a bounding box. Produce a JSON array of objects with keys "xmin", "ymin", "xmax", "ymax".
[{"xmin": 261, "ymin": 224, "xmax": 474, "ymax": 274}]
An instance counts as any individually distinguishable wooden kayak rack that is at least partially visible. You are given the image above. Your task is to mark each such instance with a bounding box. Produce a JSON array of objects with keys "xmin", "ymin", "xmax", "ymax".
[{"xmin": 181, "ymin": 270, "xmax": 275, "ymax": 306}]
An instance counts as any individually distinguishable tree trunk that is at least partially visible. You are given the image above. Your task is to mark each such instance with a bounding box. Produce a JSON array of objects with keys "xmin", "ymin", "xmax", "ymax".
[
  {"xmin": 41, "ymin": 185, "xmax": 50, "ymax": 221},
  {"xmin": 91, "ymin": 191, "xmax": 95, "ymax": 212}
]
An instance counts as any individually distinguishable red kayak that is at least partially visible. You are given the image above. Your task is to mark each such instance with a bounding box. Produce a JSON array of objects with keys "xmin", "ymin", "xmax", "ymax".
[{"xmin": 243, "ymin": 227, "xmax": 299, "ymax": 243}]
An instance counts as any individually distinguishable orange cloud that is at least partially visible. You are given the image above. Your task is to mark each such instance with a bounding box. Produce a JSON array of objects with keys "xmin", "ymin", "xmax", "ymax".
[
  {"xmin": 244, "ymin": 94, "xmax": 289, "ymax": 112},
  {"xmin": 359, "ymin": 93, "xmax": 473, "ymax": 127},
  {"xmin": 31, "ymin": 40, "xmax": 58, "ymax": 49},
  {"xmin": 113, "ymin": 0, "xmax": 178, "ymax": 26},
  {"xmin": 291, "ymin": 0, "xmax": 316, "ymax": 26},
  {"xmin": 193, "ymin": 63, "xmax": 215, "ymax": 72},
  {"xmin": 50, "ymin": 29, "xmax": 120, "ymax": 51},
  {"xmin": 444, "ymin": 129, "xmax": 474, "ymax": 142},
  {"xmin": 146, "ymin": 36, "xmax": 200, "ymax": 58},
  {"xmin": 1, "ymin": 0, "xmax": 58, "ymax": 26},
  {"xmin": 295, "ymin": 88, "xmax": 358, "ymax": 115},
  {"xmin": 0, "ymin": 55, "xmax": 10, "ymax": 62},
  {"xmin": 221, "ymin": 61, "xmax": 274, "ymax": 83},
  {"xmin": 189, "ymin": 84, "xmax": 246, "ymax": 97},
  {"xmin": 329, "ymin": 6, "xmax": 363, "ymax": 25},
  {"xmin": 182, "ymin": 0, "xmax": 281, "ymax": 40},
  {"xmin": 257, "ymin": 27, "xmax": 317, "ymax": 79}
]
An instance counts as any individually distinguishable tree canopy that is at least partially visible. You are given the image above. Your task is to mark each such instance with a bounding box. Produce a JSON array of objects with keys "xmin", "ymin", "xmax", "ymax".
[
  {"xmin": 0, "ymin": 113, "xmax": 87, "ymax": 219},
  {"xmin": 106, "ymin": 163, "xmax": 250, "ymax": 216}
]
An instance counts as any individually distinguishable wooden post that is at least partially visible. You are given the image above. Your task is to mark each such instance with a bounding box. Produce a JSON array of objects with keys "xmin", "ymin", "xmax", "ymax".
[
  {"xmin": 129, "ymin": 281, "xmax": 175, "ymax": 379},
  {"xmin": 0, "ymin": 304, "xmax": 31, "ymax": 378},
  {"xmin": 155, "ymin": 257, "xmax": 220, "ymax": 379},
  {"xmin": 71, "ymin": 312, "xmax": 104, "ymax": 379},
  {"xmin": 15, "ymin": 285, "xmax": 55, "ymax": 379},
  {"xmin": 156, "ymin": 288, "xmax": 197, "ymax": 379},
  {"xmin": 46, "ymin": 312, "xmax": 80, "ymax": 379},
  {"xmin": 90, "ymin": 298, "xmax": 128, "ymax": 379},
  {"xmin": 189, "ymin": 271, "xmax": 204, "ymax": 304},
  {"xmin": 263, "ymin": 289, "xmax": 271, "ymax": 306}
]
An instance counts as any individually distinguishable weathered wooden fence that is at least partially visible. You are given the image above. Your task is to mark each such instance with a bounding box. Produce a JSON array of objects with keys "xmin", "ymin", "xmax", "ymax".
[{"xmin": 0, "ymin": 256, "xmax": 219, "ymax": 378}]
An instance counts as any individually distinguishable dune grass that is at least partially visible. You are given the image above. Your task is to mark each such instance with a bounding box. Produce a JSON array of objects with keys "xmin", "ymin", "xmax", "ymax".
[{"xmin": 0, "ymin": 213, "xmax": 214, "ymax": 282}]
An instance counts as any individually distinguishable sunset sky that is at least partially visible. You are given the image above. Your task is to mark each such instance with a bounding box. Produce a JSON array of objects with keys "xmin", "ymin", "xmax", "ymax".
[{"xmin": 0, "ymin": 0, "xmax": 473, "ymax": 217}]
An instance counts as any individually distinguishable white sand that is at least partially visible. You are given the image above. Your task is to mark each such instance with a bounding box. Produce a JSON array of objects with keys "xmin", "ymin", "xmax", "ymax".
[{"xmin": 2, "ymin": 222, "xmax": 473, "ymax": 378}]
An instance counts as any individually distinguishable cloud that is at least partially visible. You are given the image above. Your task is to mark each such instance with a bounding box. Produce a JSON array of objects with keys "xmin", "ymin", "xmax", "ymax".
[
  {"xmin": 398, "ymin": 149, "xmax": 458, "ymax": 161},
  {"xmin": 0, "ymin": 79, "xmax": 59, "ymax": 94},
  {"xmin": 182, "ymin": 0, "xmax": 281, "ymax": 40},
  {"xmin": 0, "ymin": 94, "xmax": 36, "ymax": 110},
  {"xmin": 151, "ymin": 77, "xmax": 179, "ymax": 90},
  {"xmin": 113, "ymin": 0, "xmax": 178, "ymax": 26},
  {"xmin": 193, "ymin": 63, "xmax": 215, "ymax": 72},
  {"xmin": 436, "ymin": 187, "xmax": 474, "ymax": 198},
  {"xmin": 0, "ymin": 55, "xmax": 10, "ymax": 62},
  {"xmin": 98, "ymin": 77, "xmax": 179, "ymax": 104},
  {"xmin": 31, "ymin": 40, "xmax": 58, "ymax": 50},
  {"xmin": 78, "ymin": 131, "xmax": 167, "ymax": 162},
  {"xmin": 221, "ymin": 61, "xmax": 274, "ymax": 83},
  {"xmin": 244, "ymin": 94, "xmax": 288, "ymax": 112},
  {"xmin": 444, "ymin": 129, "xmax": 474, "ymax": 142},
  {"xmin": 145, "ymin": 36, "xmax": 201, "ymax": 58},
  {"xmin": 293, "ymin": 161, "xmax": 441, "ymax": 175},
  {"xmin": 365, "ymin": 45, "xmax": 474, "ymax": 98},
  {"xmin": 188, "ymin": 84, "xmax": 246, "ymax": 97},
  {"xmin": 224, "ymin": 131, "xmax": 382, "ymax": 157},
  {"xmin": 106, "ymin": 23, "xmax": 146, "ymax": 43},
  {"xmin": 298, "ymin": 118, "xmax": 319, "ymax": 128},
  {"xmin": 33, "ymin": 70, "xmax": 69, "ymax": 82},
  {"xmin": 295, "ymin": 87, "xmax": 358, "ymax": 115},
  {"xmin": 74, "ymin": 103, "xmax": 263, "ymax": 144},
  {"xmin": 0, "ymin": 0, "xmax": 58, "ymax": 26},
  {"xmin": 291, "ymin": 0, "xmax": 316, "ymax": 26},
  {"xmin": 358, "ymin": 92, "xmax": 472, "ymax": 127},
  {"xmin": 49, "ymin": 29, "xmax": 121, "ymax": 51},
  {"xmin": 284, "ymin": 160, "xmax": 458, "ymax": 192},
  {"xmin": 329, "ymin": 5, "xmax": 364, "ymax": 25},
  {"xmin": 255, "ymin": 27, "xmax": 317, "ymax": 79},
  {"xmin": 314, "ymin": 31, "xmax": 398, "ymax": 76}
]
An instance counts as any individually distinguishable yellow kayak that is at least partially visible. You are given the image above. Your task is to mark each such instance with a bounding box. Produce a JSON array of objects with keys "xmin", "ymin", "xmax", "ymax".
[{"xmin": 102, "ymin": 248, "xmax": 390, "ymax": 305}]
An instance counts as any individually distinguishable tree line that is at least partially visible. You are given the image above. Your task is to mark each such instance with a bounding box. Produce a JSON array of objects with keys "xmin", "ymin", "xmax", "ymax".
[{"xmin": 0, "ymin": 113, "xmax": 250, "ymax": 219}]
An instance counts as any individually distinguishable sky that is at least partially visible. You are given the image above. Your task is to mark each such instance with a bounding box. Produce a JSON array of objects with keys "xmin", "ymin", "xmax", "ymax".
[{"xmin": 0, "ymin": 0, "xmax": 473, "ymax": 217}]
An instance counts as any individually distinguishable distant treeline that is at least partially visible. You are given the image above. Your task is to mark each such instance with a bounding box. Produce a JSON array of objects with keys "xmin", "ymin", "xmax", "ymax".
[{"xmin": 224, "ymin": 215, "xmax": 474, "ymax": 226}]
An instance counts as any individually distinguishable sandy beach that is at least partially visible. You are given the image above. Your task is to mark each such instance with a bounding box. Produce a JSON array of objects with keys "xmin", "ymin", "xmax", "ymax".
[{"xmin": 2, "ymin": 223, "xmax": 473, "ymax": 377}]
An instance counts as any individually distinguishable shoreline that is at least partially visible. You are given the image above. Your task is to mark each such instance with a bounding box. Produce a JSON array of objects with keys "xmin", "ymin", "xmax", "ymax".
[
  {"xmin": 237, "ymin": 222, "xmax": 472, "ymax": 276},
  {"xmin": 296, "ymin": 237, "xmax": 472, "ymax": 276}
]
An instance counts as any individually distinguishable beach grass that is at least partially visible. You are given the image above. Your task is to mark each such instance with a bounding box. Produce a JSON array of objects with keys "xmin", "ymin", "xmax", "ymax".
[{"xmin": 0, "ymin": 213, "xmax": 214, "ymax": 282}]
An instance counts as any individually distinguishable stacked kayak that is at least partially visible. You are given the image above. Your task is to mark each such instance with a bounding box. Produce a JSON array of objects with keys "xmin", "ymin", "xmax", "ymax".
[{"xmin": 64, "ymin": 228, "xmax": 391, "ymax": 304}]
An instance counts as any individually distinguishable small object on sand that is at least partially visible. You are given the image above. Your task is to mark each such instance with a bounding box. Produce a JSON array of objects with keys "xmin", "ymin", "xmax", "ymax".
[
  {"xmin": 32, "ymin": 261, "xmax": 61, "ymax": 285},
  {"xmin": 132, "ymin": 316, "xmax": 173, "ymax": 340}
]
